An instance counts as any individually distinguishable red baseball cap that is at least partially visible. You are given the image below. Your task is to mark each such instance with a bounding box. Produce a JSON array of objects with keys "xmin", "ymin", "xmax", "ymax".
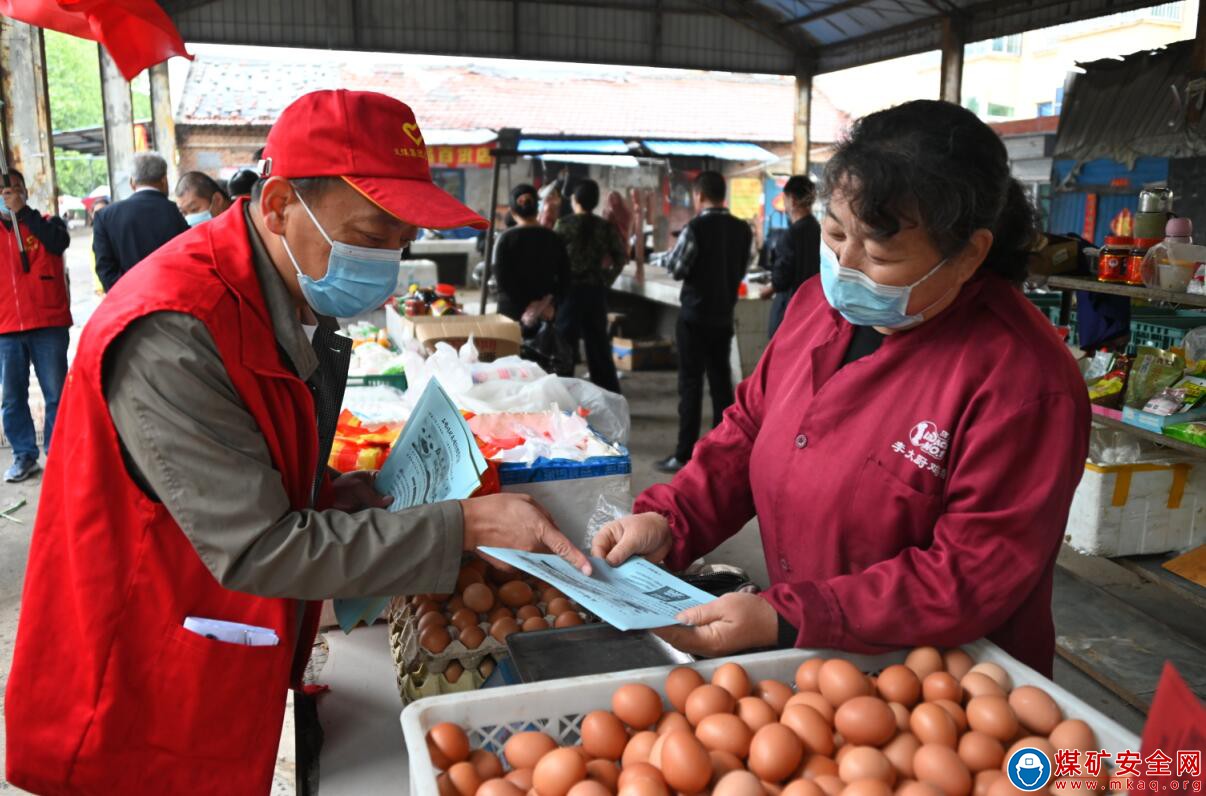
[{"xmin": 260, "ymin": 90, "xmax": 488, "ymax": 230}]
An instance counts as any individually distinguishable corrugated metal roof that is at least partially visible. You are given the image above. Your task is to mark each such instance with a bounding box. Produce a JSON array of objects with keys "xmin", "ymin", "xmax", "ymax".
[
  {"xmin": 642, "ymin": 140, "xmax": 778, "ymax": 161},
  {"xmin": 1055, "ymin": 40, "xmax": 1206, "ymax": 166}
]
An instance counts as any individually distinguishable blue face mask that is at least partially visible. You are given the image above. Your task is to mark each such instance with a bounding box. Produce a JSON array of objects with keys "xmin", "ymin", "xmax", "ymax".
[
  {"xmin": 819, "ymin": 241, "xmax": 950, "ymax": 330},
  {"xmin": 184, "ymin": 209, "xmax": 212, "ymax": 227},
  {"xmin": 281, "ymin": 188, "xmax": 401, "ymax": 318}
]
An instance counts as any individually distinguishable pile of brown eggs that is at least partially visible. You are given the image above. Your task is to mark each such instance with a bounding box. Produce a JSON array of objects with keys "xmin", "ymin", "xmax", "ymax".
[
  {"xmin": 411, "ymin": 558, "xmax": 586, "ymax": 678},
  {"xmin": 424, "ymin": 646, "xmax": 1130, "ymax": 796}
]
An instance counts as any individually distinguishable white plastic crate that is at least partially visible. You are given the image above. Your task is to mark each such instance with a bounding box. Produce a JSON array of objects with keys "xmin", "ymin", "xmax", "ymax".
[
  {"xmin": 1066, "ymin": 460, "xmax": 1206, "ymax": 556},
  {"xmin": 401, "ymin": 640, "xmax": 1140, "ymax": 796}
]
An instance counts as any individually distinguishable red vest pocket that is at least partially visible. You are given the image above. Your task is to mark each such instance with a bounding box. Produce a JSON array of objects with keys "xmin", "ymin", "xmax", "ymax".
[
  {"xmin": 36, "ymin": 273, "xmax": 67, "ymax": 309},
  {"xmin": 145, "ymin": 623, "xmax": 289, "ymax": 761}
]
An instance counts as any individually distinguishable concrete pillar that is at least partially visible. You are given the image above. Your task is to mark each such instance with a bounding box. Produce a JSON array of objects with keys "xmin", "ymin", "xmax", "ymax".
[
  {"xmin": 939, "ymin": 17, "xmax": 964, "ymax": 105},
  {"xmin": 149, "ymin": 62, "xmax": 178, "ymax": 192},
  {"xmin": 99, "ymin": 46, "xmax": 135, "ymax": 201},
  {"xmin": 792, "ymin": 69, "xmax": 813, "ymax": 176},
  {"xmin": 0, "ymin": 19, "xmax": 58, "ymax": 214}
]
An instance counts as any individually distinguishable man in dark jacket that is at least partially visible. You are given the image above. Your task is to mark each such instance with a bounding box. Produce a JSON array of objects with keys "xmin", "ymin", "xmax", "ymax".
[
  {"xmin": 92, "ymin": 152, "xmax": 189, "ymax": 292},
  {"xmin": 654, "ymin": 171, "xmax": 752, "ymax": 473},
  {"xmin": 764, "ymin": 175, "xmax": 821, "ymax": 337}
]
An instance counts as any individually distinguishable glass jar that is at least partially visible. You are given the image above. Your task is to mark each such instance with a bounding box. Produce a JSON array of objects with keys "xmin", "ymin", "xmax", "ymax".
[
  {"xmin": 1097, "ymin": 236, "xmax": 1133, "ymax": 283},
  {"xmin": 1126, "ymin": 237, "xmax": 1161, "ymax": 286}
]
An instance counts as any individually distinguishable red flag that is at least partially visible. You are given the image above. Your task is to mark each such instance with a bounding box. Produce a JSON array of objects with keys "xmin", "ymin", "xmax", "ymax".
[{"xmin": 0, "ymin": 0, "xmax": 191, "ymax": 80}]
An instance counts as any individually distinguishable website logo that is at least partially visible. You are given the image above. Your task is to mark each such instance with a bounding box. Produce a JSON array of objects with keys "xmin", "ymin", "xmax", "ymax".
[{"xmin": 1009, "ymin": 748, "xmax": 1054, "ymax": 792}]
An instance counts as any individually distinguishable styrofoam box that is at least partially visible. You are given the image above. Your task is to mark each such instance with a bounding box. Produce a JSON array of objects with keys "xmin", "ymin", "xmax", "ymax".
[
  {"xmin": 1066, "ymin": 461, "xmax": 1206, "ymax": 556},
  {"xmin": 401, "ymin": 640, "xmax": 1140, "ymax": 796}
]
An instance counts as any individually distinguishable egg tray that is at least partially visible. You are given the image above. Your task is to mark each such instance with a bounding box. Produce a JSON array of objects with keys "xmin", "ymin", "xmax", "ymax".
[
  {"xmin": 400, "ymin": 639, "xmax": 1141, "ymax": 796},
  {"xmin": 398, "ymin": 655, "xmax": 498, "ymax": 703}
]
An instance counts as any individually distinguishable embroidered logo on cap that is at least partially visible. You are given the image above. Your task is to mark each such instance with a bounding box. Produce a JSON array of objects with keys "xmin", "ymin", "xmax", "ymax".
[{"xmin": 394, "ymin": 122, "xmax": 428, "ymax": 160}]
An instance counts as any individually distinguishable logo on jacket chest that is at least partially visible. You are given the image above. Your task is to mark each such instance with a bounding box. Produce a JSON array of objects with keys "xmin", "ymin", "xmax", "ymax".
[{"xmin": 891, "ymin": 420, "xmax": 950, "ymax": 480}]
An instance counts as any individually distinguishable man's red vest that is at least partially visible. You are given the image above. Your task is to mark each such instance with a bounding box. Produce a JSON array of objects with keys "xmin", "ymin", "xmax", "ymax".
[
  {"xmin": 0, "ymin": 212, "xmax": 72, "ymax": 334},
  {"xmin": 5, "ymin": 201, "xmax": 324, "ymax": 795}
]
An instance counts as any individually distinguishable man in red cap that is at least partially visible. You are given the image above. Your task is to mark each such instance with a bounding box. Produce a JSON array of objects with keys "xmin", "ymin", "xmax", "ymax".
[{"xmin": 6, "ymin": 90, "xmax": 588, "ymax": 795}]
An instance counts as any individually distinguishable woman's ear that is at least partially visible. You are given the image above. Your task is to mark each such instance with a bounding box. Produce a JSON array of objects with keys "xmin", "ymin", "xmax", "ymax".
[{"xmin": 955, "ymin": 228, "xmax": 994, "ymax": 282}]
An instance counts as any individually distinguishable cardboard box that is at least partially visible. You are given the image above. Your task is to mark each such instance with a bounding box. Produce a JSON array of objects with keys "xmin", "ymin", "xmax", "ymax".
[
  {"xmin": 1029, "ymin": 234, "xmax": 1079, "ymax": 276},
  {"xmin": 1122, "ymin": 404, "xmax": 1206, "ymax": 433},
  {"xmin": 386, "ymin": 304, "xmax": 521, "ymax": 361},
  {"xmin": 612, "ymin": 337, "xmax": 675, "ymax": 371}
]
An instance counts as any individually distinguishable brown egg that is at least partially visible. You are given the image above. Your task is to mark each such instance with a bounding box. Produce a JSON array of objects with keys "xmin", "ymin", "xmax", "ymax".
[
  {"xmin": 904, "ymin": 648, "xmax": 944, "ymax": 680},
  {"xmin": 715, "ymin": 770, "xmax": 769, "ymax": 796},
  {"xmin": 897, "ymin": 783, "xmax": 945, "ymax": 796},
  {"xmin": 835, "ymin": 696, "xmax": 897, "ymax": 747},
  {"xmin": 567, "ymin": 781, "xmax": 611, "ymax": 796},
  {"xmin": 888, "ymin": 703, "xmax": 911, "ymax": 733},
  {"xmin": 463, "ymin": 583, "xmax": 495, "ymax": 613},
  {"xmin": 420, "ymin": 611, "xmax": 449, "ymax": 633},
  {"xmin": 477, "ymin": 778, "xmax": 524, "ymax": 796},
  {"xmin": 783, "ymin": 780, "xmax": 825, "ymax": 796},
  {"xmin": 738, "ymin": 697, "xmax": 781, "ymax": 732},
  {"xmin": 613, "ymin": 684, "xmax": 664, "ymax": 730},
  {"xmin": 659, "ymin": 730, "xmax": 711, "ymax": 794},
  {"xmin": 819, "ymin": 659, "xmax": 874, "ymax": 707},
  {"xmin": 451, "ymin": 608, "xmax": 480, "ymax": 631},
  {"xmin": 972, "ymin": 770, "xmax": 1003, "ymax": 796},
  {"xmin": 965, "ymin": 664, "xmax": 1011, "ymax": 692},
  {"xmin": 985, "ymin": 775, "xmax": 1022, "ymax": 796},
  {"xmin": 533, "ymin": 747, "xmax": 587, "ymax": 796},
  {"xmin": 487, "ymin": 605, "xmax": 514, "ymax": 624},
  {"xmin": 522, "ymin": 616, "xmax": 550, "ymax": 632},
  {"xmin": 413, "ymin": 598, "xmax": 441, "ymax": 616},
  {"xmin": 421, "ymin": 625, "xmax": 453, "ymax": 654},
  {"xmin": 932, "ymin": 701, "xmax": 967, "ymax": 733},
  {"xmin": 877, "ymin": 666, "xmax": 922, "ymax": 708},
  {"xmin": 438, "ymin": 772, "xmax": 461, "ymax": 796},
  {"xmin": 517, "ymin": 605, "xmax": 544, "ymax": 622},
  {"xmin": 449, "ymin": 761, "xmax": 484, "ymax": 796},
  {"xmin": 801, "ymin": 755, "xmax": 841, "ymax": 779},
  {"xmin": 457, "ymin": 567, "xmax": 485, "ymax": 592},
  {"xmin": 547, "ymin": 597, "xmax": 575, "ymax": 615},
  {"xmin": 942, "ymin": 650, "xmax": 975, "ymax": 681},
  {"xmin": 491, "ymin": 617, "xmax": 521, "ymax": 642},
  {"xmin": 842, "ymin": 781, "xmax": 894, "ymax": 796},
  {"xmin": 797, "ymin": 658, "xmax": 826, "ymax": 692},
  {"xmin": 619, "ymin": 762, "xmax": 666, "ymax": 789},
  {"xmin": 882, "ymin": 732, "xmax": 921, "ymax": 779},
  {"xmin": 815, "ymin": 776, "xmax": 845, "ymax": 796},
  {"xmin": 712, "ymin": 662, "xmax": 753, "ymax": 700},
  {"xmin": 1002, "ymin": 738, "xmax": 1055, "ymax": 773},
  {"xmin": 505, "ymin": 769, "xmax": 534, "ymax": 791},
  {"xmin": 909, "ymin": 704, "xmax": 958, "ymax": 748},
  {"xmin": 757, "ymin": 680, "xmax": 794, "ymax": 714},
  {"xmin": 657, "ymin": 712, "xmax": 693, "ymax": 737},
  {"xmin": 921, "ymin": 673, "xmax": 962, "ymax": 704},
  {"xmin": 444, "ymin": 662, "xmax": 465, "ymax": 684},
  {"xmin": 764, "ymin": 778, "xmax": 785, "ymax": 795},
  {"xmin": 617, "ymin": 776, "xmax": 668, "ymax": 796},
  {"xmin": 1006, "ymin": 687, "xmax": 1061, "ymax": 736},
  {"xmin": 710, "ymin": 750, "xmax": 746, "ymax": 784},
  {"xmin": 555, "ymin": 612, "xmax": 584, "ymax": 628},
  {"xmin": 685, "ymin": 684, "xmax": 736, "ymax": 726},
  {"xmin": 839, "ymin": 747, "xmax": 895, "ymax": 785},
  {"xmin": 836, "ymin": 745, "xmax": 856, "ymax": 765},
  {"xmin": 446, "ymin": 595, "xmax": 466, "ymax": 613},
  {"xmin": 503, "ymin": 732, "xmax": 558, "ymax": 769},
  {"xmin": 695, "ymin": 713, "xmax": 753, "ymax": 758},
  {"xmin": 1048, "ymin": 719, "xmax": 1096, "ymax": 752},
  {"xmin": 782, "ymin": 705, "xmax": 837, "ymax": 757},
  {"xmin": 749, "ymin": 723, "xmax": 805, "ymax": 783},
  {"xmin": 665, "ymin": 667, "xmax": 705, "ymax": 713},
  {"xmin": 957, "ymin": 732, "xmax": 1004, "ymax": 773},
  {"xmin": 965, "ymin": 697, "xmax": 1017, "ymax": 742},
  {"xmin": 480, "ymin": 659, "xmax": 496, "ymax": 679},
  {"xmin": 623, "ymin": 732, "xmax": 659, "ymax": 767},
  {"xmin": 585, "ymin": 759, "xmax": 619, "ymax": 790},
  {"xmin": 914, "ymin": 744, "xmax": 972, "ymax": 796},
  {"xmin": 460, "ymin": 626, "xmax": 487, "ymax": 650},
  {"xmin": 648, "ymin": 733, "xmax": 668, "ymax": 769},
  {"xmin": 499, "ymin": 581, "xmax": 535, "ymax": 608},
  {"xmin": 470, "ymin": 749, "xmax": 504, "ymax": 781},
  {"xmin": 541, "ymin": 585, "xmax": 566, "ymax": 603},
  {"xmin": 581, "ymin": 710, "xmax": 628, "ymax": 761},
  {"xmin": 787, "ymin": 692, "xmax": 837, "ymax": 723},
  {"xmin": 427, "ymin": 722, "xmax": 471, "ymax": 769},
  {"xmin": 959, "ymin": 673, "xmax": 1006, "ymax": 701}
]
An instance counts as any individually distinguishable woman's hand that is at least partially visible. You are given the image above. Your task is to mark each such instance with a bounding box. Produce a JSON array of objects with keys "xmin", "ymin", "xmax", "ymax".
[
  {"xmin": 330, "ymin": 470, "xmax": 393, "ymax": 513},
  {"xmin": 653, "ymin": 592, "xmax": 780, "ymax": 657},
  {"xmin": 462, "ymin": 493, "xmax": 592, "ymax": 575},
  {"xmin": 590, "ymin": 512, "xmax": 674, "ymax": 566}
]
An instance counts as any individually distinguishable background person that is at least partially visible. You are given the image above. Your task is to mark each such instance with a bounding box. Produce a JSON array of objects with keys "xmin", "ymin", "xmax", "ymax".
[
  {"xmin": 764, "ymin": 175, "xmax": 821, "ymax": 337},
  {"xmin": 554, "ymin": 179, "xmax": 625, "ymax": 394},
  {"xmin": 0, "ymin": 168, "xmax": 71, "ymax": 483},
  {"xmin": 493, "ymin": 184, "xmax": 569, "ymax": 327},
  {"xmin": 653, "ymin": 170, "xmax": 752, "ymax": 473},
  {"xmin": 593, "ymin": 100, "xmax": 1088, "ymax": 676},
  {"xmin": 92, "ymin": 152, "xmax": 189, "ymax": 292},
  {"xmin": 175, "ymin": 170, "xmax": 232, "ymax": 226}
]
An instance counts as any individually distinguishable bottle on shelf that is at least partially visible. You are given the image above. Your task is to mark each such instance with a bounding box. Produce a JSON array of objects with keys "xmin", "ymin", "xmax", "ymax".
[
  {"xmin": 1097, "ymin": 235, "xmax": 1133, "ymax": 283},
  {"xmin": 1141, "ymin": 218, "xmax": 1194, "ymax": 291}
]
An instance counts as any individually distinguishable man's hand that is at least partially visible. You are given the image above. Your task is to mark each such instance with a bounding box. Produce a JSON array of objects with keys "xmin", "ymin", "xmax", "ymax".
[
  {"xmin": 330, "ymin": 470, "xmax": 392, "ymax": 513},
  {"xmin": 590, "ymin": 512, "xmax": 673, "ymax": 566},
  {"xmin": 461, "ymin": 493, "xmax": 592, "ymax": 575},
  {"xmin": 2, "ymin": 186, "xmax": 27, "ymax": 215},
  {"xmin": 759, "ymin": 284, "xmax": 774, "ymax": 300},
  {"xmin": 652, "ymin": 592, "xmax": 779, "ymax": 657}
]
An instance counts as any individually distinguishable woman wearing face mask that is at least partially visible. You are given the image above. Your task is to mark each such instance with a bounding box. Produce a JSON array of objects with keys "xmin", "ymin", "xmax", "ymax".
[
  {"xmin": 493, "ymin": 184, "xmax": 570, "ymax": 327},
  {"xmin": 593, "ymin": 100, "xmax": 1089, "ymax": 675}
]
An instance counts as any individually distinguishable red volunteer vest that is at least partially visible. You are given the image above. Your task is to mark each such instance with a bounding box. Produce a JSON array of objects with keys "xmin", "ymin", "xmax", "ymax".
[
  {"xmin": 0, "ymin": 212, "xmax": 72, "ymax": 334},
  {"xmin": 5, "ymin": 201, "xmax": 324, "ymax": 795}
]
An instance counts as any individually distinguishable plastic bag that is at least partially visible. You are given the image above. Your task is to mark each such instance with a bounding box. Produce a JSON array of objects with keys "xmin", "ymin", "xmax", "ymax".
[
  {"xmin": 1124, "ymin": 347, "xmax": 1185, "ymax": 409},
  {"xmin": 586, "ymin": 490, "xmax": 633, "ymax": 550}
]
